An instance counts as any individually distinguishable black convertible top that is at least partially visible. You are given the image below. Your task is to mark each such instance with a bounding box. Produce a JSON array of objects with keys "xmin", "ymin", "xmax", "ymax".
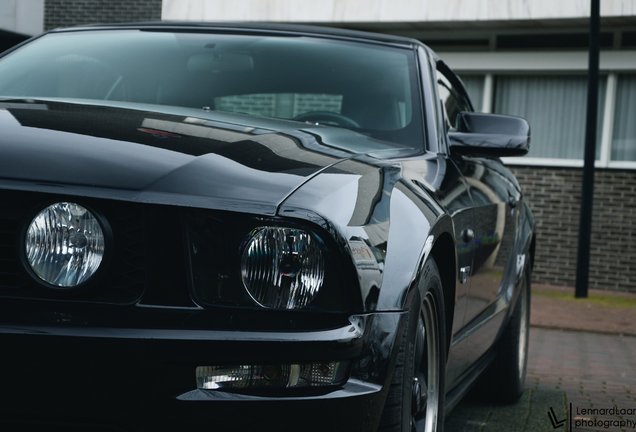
[{"xmin": 49, "ymin": 21, "xmax": 420, "ymax": 48}]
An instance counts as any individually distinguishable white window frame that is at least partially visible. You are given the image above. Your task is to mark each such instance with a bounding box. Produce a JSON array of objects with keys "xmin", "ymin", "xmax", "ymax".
[{"xmin": 440, "ymin": 50, "xmax": 636, "ymax": 169}]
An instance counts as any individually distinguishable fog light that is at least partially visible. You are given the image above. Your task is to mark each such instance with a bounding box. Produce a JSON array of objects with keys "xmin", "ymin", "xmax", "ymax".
[{"xmin": 196, "ymin": 361, "xmax": 348, "ymax": 390}]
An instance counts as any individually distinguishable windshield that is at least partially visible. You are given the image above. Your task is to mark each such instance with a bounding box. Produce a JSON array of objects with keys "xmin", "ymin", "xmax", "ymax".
[{"xmin": 0, "ymin": 29, "xmax": 423, "ymax": 148}]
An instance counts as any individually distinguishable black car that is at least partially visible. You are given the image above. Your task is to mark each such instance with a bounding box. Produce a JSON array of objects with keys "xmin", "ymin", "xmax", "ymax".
[{"xmin": 0, "ymin": 23, "xmax": 534, "ymax": 431}]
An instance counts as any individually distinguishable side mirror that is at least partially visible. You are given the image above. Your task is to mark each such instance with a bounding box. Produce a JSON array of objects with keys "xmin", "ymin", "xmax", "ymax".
[{"xmin": 449, "ymin": 112, "xmax": 530, "ymax": 157}]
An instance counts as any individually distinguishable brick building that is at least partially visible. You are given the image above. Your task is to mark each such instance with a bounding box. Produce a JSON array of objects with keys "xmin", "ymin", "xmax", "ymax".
[
  {"xmin": 44, "ymin": 0, "xmax": 161, "ymax": 30},
  {"xmin": 1, "ymin": 0, "xmax": 635, "ymax": 292}
]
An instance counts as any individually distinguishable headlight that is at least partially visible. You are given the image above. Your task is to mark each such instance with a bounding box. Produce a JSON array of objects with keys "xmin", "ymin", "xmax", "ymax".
[
  {"xmin": 241, "ymin": 226, "xmax": 325, "ymax": 309},
  {"xmin": 24, "ymin": 202, "xmax": 105, "ymax": 288}
]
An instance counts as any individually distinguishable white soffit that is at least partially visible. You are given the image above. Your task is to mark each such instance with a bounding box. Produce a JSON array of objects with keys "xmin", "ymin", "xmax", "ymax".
[
  {"xmin": 439, "ymin": 51, "xmax": 636, "ymax": 72},
  {"xmin": 162, "ymin": 0, "xmax": 636, "ymax": 23},
  {"xmin": 0, "ymin": 0, "xmax": 44, "ymax": 35}
]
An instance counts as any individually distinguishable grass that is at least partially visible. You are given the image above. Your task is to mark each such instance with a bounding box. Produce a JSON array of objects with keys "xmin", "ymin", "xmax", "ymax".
[{"xmin": 533, "ymin": 287, "xmax": 636, "ymax": 309}]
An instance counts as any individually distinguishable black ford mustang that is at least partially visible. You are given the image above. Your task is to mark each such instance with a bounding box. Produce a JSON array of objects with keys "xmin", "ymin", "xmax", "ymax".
[{"xmin": 0, "ymin": 23, "xmax": 534, "ymax": 431}]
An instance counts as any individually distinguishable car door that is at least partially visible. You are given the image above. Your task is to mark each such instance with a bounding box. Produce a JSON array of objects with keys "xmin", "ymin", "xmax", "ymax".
[
  {"xmin": 417, "ymin": 58, "xmax": 477, "ymax": 387},
  {"xmin": 436, "ymin": 62, "xmax": 521, "ymax": 365},
  {"xmin": 463, "ymin": 157, "xmax": 520, "ymax": 323}
]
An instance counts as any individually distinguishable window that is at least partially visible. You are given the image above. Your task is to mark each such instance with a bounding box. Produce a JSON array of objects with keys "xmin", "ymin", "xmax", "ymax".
[
  {"xmin": 0, "ymin": 30, "xmax": 425, "ymax": 150},
  {"xmin": 436, "ymin": 66, "xmax": 472, "ymax": 130},
  {"xmin": 494, "ymin": 75, "xmax": 606, "ymax": 159},
  {"xmin": 612, "ymin": 75, "xmax": 636, "ymax": 161},
  {"xmin": 443, "ymin": 50, "xmax": 636, "ymax": 166},
  {"xmin": 459, "ymin": 74, "xmax": 485, "ymax": 112}
]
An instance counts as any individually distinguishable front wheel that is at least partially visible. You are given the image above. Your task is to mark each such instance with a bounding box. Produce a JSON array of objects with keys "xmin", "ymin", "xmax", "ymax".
[{"xmin": 379, "ymin": 259, "xmax": 446, "ymax": 432}]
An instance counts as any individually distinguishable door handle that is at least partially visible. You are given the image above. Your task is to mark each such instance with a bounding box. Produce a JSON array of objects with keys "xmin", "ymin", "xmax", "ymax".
[
  {"xmin": 459, "ymin": 266, "xmax": 471, "ymax": 284},
  {"xmin": 461, "ymin": 228, "xmax": 474, "ymax": 244}
]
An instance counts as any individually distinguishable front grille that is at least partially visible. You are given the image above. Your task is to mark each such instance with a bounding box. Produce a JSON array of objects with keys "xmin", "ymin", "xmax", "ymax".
[
  {"xmin": 0, "ymin": 189, "xmax": 149, "ymax": 304},
  {"xmin": 0, "ymin": 422, "xmax": 126, "ymax": 432},
  {"xmin": 0, "ymin": 214, "xmax": 18, "ymax": 287}
]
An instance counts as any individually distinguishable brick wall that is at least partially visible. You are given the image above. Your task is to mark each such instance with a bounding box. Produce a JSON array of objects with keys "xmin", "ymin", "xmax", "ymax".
[
  {"xmin": 511, "ymin": 166, "xmax": 636, "ymax": 292},
  {"xmin": 45, "ymin": 0, "xmax": 162, "ymax": 30}
]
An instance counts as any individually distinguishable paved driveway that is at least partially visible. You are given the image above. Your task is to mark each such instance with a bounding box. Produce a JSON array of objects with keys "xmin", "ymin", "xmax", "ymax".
[{"xmin": 447, "ymin": 328, "xmax": 636, "ymax": 431}]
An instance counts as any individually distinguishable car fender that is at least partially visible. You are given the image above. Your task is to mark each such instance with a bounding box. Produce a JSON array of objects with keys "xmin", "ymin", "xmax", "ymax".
[{"xmin": 278, "ymin": 156, "xmax": 456, "ymax": 314}]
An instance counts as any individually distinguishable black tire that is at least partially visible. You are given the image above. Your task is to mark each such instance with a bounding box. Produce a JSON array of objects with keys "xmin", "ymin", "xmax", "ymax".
[
  {"xmin": 378, "ymin": 259, "xmax": 446, "ymax": 432},
  {"xmin": 480, "ymin": 264, "xmax": 531, "ymax": 403}
]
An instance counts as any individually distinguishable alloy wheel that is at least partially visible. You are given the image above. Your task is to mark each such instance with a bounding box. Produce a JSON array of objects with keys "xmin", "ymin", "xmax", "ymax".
[{"xmin": 411, "ymin": 291, "xmax": 440, "ymax": 432}]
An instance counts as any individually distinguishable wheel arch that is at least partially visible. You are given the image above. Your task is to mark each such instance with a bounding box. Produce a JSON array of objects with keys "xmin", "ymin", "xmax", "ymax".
[
  {"xmin": 429, "ymin": 231, "xmax": 456, "ymax": 358},
  {"xmin": 406, "ymin": 213, "xmax": 457, "ymax": 359}
]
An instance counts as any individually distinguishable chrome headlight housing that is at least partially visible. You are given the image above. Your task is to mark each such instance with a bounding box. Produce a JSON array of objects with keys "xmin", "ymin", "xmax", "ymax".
[
  {"xmin": 24, "ymin": 202, "xmax": 106, "ymax": 288},
  {"xmin": 241, "ymin": 226, "xmax": 325, "ymax": 309}
]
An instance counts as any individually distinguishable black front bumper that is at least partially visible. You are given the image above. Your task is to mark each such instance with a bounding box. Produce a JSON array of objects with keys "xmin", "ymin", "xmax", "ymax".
[{"xmin": 0, "ymin": 306, "xmax": 407, "ymax": 431}]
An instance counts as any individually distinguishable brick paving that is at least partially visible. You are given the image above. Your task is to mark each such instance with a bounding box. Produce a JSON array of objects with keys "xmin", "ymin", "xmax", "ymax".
[
  {"xmin": 529, "ymin": 329, "xmax": 636, "ymax": 431},
  {"xmin": 531, "ymin": 285, "xmax": 636, "ymax": 336},
  {"xmin": 447, "ymin": 328, "xmax": 636, "ymax": 431}
]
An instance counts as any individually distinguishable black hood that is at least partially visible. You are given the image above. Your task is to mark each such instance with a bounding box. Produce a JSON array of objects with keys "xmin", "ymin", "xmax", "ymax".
[{"xmin": 0, "ymin": 100, "xmax": 362, "ymax": 214}]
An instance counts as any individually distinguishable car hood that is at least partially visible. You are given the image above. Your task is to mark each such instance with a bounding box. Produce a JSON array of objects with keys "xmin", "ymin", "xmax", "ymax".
[{"xmin": 0, "ymin": 99, "xmax": 374, "ymax": 215}]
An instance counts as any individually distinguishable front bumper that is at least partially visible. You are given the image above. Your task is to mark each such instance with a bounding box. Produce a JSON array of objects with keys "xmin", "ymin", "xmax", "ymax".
[{"xmin": 0, "ymin": 303, "xmax": 407, "ymax": 431}]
